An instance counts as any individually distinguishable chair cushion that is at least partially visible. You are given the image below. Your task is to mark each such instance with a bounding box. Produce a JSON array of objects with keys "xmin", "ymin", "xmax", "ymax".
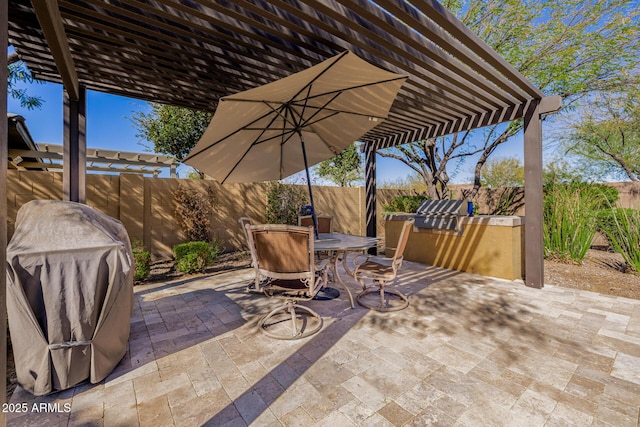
[
  {"xmin": 264, "ymin": 279, "xmax": 313, "ymax": 299},
  {"xmin": 355, "ymin": 260, "xmax": 395, "ymax": 279}
]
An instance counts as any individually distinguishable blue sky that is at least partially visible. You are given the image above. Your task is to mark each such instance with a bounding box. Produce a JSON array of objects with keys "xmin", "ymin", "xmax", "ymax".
[{"xmin": 8, "ymin": 78, "xmax": 528, "ymax": 183}]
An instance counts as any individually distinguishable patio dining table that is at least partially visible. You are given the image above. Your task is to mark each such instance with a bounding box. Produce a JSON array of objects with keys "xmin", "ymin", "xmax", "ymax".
[{"xmin": 314, "ymin": 233, "xmax": 381, "ymax": 308}]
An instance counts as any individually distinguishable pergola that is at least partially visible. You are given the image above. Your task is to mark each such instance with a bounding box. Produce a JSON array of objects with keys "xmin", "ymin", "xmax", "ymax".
[
  {"xmin": 10, "ymin": 143, "xmax": 178, "ymax": 176},
  {"xmin": 1, "ymin": 0, "xmax": 559, "ymax": 411}
]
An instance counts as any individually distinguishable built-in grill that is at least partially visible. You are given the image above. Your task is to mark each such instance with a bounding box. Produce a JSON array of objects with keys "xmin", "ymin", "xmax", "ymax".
[{"xmin": 414, "ymin": 200, "xmax": 467, "ymax": 231}]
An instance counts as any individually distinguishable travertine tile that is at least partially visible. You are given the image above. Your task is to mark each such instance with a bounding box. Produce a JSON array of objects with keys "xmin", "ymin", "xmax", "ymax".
[
  {"xmin": 341, "ymin": 376, "xmax": 388, "ymax": 412},
  {"xmin": 428, "ymin": 344, "xmax": 483, "ymax": 374},
  {"xmin": 136, "ymin": 396, "xmax": 173, "ymax": 427},
  {"xmin": 456, "ymin": 400, "xmax": 515, "ymax": 427},
  {"xmin": 171, "ymin": 388, "xmax": 235, "ymax": 427},
  {"xmin": 104, "ymin": 402, "xmax": 139, "ymax": 427},
  {"xmin": 8, "ymin": 264, "xmax": 640, "ymax": 427},
  {"xmin": 233, "ymin": 389, "xmax": 268, "ymax": 424},
  {"xmin": 509, "ymin": 389, "xmax": 557, "ymax": 426},
  {"xmin": 377, "ymin": 401, "xmax": 413, "ymax": 426},
  {"xmin": 564, "ymin": 373, "xmax": 606, "ymax": 402},
  {"xmin": 338, "ymin": 399, "xmax": 376, "ymax": 425},
  {"xmin": 406, "ymin": 407, "xmax": 455, "ymax": 426},
  {"xmin": 311, "ymin": 409, "xmax": 357, "ymax": 427},
  {"xmin": 545, "ymin": 402, "xmax": 594, "ymax": 427},
  {"xmin": 394, "ymin": 380, "xmax": 443, "ymax": 415},
  {"xmin": 268, "ymin": 380, "xmax": 322, "ymax": 418},
  {"xmin": 279, "ymin": 406, "xmax": 315, "ymax": 426},
  {"xmin": 611, "ymin": 352, "xmax": 640, "ymax": 385}
]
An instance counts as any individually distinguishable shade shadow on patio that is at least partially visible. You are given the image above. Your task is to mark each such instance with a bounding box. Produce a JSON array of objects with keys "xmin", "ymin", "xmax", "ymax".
[{"xmin": 6, "ymin": 259, "xmax": 640, "ymax": 425}]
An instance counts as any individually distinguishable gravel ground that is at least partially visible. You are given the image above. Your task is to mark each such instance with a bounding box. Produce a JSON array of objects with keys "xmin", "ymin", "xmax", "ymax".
[{"xmin": 544, "ymin": 248, "xmax": 640, "ymax": 299}]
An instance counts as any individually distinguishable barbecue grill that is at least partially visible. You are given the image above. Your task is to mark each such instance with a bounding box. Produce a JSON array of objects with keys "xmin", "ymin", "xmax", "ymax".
[{"xmin": 413, "ymin": 200, "xmax": 468, "ymax": 232}]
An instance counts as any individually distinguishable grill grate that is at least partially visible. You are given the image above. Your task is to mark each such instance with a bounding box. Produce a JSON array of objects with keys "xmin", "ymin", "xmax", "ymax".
[{"xmin": 414, "ymin": 200, "xmax": 466, "ymax": 231}]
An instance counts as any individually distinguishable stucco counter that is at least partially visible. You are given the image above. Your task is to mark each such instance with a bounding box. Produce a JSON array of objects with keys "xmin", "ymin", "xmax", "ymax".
[{"xmin": 385, "ymin": 214, "xmax": 524, "ymax": 280}]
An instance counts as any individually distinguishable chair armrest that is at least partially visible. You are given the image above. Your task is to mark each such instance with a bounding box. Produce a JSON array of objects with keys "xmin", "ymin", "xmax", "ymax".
[{"xmin": 352, "ymin": 253, "xmax": 370, "ymax": 266}]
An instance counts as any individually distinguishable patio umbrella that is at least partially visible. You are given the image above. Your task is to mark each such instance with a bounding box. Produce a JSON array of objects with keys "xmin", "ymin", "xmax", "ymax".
[{"xmin": 184, "ymin": 50, "xmax": 406, "ymax": 234}]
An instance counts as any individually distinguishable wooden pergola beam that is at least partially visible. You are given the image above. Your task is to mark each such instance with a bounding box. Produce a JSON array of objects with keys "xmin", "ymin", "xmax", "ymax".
[
  {"xmin": 524, "ymin": 101, "xmax": 543, "ymax": 288},
  {"xmin": 1, "ymin": 0, "xmax": 8, "ymax": 420},
  {"xmin": 63, "ymin": 87, "xmax": 86, "ymax": 202},
  {"xmin": 31, "ymin": 0, "xmax": 79, "ymax": 100}
]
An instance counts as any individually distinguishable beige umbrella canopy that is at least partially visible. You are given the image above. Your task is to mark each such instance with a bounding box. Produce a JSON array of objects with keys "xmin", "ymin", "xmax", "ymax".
[{"xmin": 184, "ymin": 50, "xmax": 406, "ymax": 229}]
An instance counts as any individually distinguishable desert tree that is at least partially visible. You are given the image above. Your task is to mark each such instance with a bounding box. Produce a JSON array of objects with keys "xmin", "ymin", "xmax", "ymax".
[
  {"xmin": 131, "ymin": 103, "xmax": 212, "ymax": 162},
  {"xmin": 562, "ymin": 85, "xmax": 640, "ymax": 181},
  {"xmin": 315, "ymin": 143, "xmax": 363, "ymax": 187},
  {"xmin": 7, "ymin": 52, "xmax": 43, "ymax": 110},
  {"xmin": 481, "ymin": 157, "xmax": 525, "ymax": 188}
]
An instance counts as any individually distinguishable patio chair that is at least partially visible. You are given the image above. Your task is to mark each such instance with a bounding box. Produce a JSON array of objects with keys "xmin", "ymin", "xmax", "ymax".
[
  {"xmin": 239, "ymin": 217, "xmax": 264, "ymax": 292},
  {"xmin": 299, "ymin": 214, "xmax": 336, "ymax": 271},
  {"xmin": 238, "ymin": 216, "xmax": 253, "ymax": 248},
  {"xmin": 298, "ymin": 214, "xmax": 333, "ymax": 233},
  {"xmin": 246, "ymin": 224, "xmax": 328, "ymax": 339},
  {"xmin": 353, "ymin": 219, "xmax": 414, "ymax": 311}
]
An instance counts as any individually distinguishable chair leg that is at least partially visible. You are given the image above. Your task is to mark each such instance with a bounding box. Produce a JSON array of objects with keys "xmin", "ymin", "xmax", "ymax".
[
  {"xmin": 356, "ymin": 279, "xmax": 409, "ymax": 312},
  {"xmin": 259, "ymin": 300, "xmax": 323, "ymax": 340},
  {"xmin": 247, "ymin": 273, "xmax": 264, "ymax": 293},
  {"xmin": 288, "ymin": 301, "xmax": 298, "ymax": 338},
  {"xmin": 379, "ymin": 280, "xmax": 386, "ymax": 308}
]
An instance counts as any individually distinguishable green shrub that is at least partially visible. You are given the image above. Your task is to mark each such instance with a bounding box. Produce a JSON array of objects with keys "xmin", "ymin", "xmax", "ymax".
[
  {"xmin": 176, "ymin": 252, "xmax": 207, "ymax": 274},
  {"xmin": 544, "ymin": 181, "xmax": 618, "ymax": 210},
  {"xmin": 543, "ymin": 183, "xmax": 609, "ymax": 263},
  {"xmin": 598, "ymin": 208, "xmax": 640, "ymax": 273},
  {"xmin": 173, "ymin": 240, "xmax": 222, "ymax": 274},
  {"xmin": 131, "ymin": 240, "xmax": 151, "ymax": 281},
  {"xmin": 133, "ymin": 248, "xmax": 151, "ymax": 281},
  {"xmin": 265, "ymin": 182, "xmax": 309, "ymax": 225},
  {"xmin": 383, "ymin": 194, "xmax": 429, "ymax": 213}
]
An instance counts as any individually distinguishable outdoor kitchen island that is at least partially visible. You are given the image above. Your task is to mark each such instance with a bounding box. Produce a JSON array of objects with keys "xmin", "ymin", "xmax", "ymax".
[{"xmin": 385, "ymin": 214, "xmax": 524, "ymax": 280}]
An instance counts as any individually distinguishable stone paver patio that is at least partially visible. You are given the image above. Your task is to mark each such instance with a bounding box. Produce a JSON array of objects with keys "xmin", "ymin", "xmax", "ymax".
[{"xmin": 7, "ymin": 257, "xmax": 640, "ymax": 426}]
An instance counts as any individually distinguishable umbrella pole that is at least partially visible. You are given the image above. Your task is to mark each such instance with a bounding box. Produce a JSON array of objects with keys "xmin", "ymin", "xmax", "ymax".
[{"xmin": 299, "ymin": 133, "xmax": 319, "ymax": 239}]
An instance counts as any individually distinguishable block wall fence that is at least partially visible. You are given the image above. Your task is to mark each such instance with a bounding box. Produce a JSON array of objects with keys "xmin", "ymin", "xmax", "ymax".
[
  {"xmin": 7, "ymin": 170, "xmax": 640, "ymax": 260},
  {"xmin": 6, "ymin": 171, "xmax": 407, "ymax": 259}
]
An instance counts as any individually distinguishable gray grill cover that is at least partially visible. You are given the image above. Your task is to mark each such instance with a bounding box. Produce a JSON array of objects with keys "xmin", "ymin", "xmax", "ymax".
[{"xmin": 6, "ymin": 200, "xmax": 134, "ymax": 395}]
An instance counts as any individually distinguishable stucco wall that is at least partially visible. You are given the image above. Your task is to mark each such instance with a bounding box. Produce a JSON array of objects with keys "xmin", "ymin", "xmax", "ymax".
[{"xmin": 385, "ymin": 215, "xmax": 524, "ymax": 280}]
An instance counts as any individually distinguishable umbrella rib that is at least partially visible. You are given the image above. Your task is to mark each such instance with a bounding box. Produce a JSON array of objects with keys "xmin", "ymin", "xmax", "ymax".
[
  {"xmin": 218, "ymin": 102, "xmax": 294, "ymax": 183},
  {"xmin": 184, "ymin": 104, "xmax": 282, "ymax": 161},
  {"xmin": 286, "ymin": 50, "xmax": 350, "ymax": 109},
  {"xmin": 288, "ymin": 91, "xmax": 344, "ymax": 154},
  {"xmin": 289, "ymin": 91, "xmax": 341, "ymax": 129},
  {"xmin": 279, "ymin": 104, "xmax": 292, "ymax": 179},
  {"xmin": 243, "ymin": 109, "xmax": 346, "ymax": 148},
  {"xmin": 228, "ymin": 76, "xmax": 407, "ymax": 106},
  {"xmin": 291, "ymin": 76, "xmax": 408, "ymax": 103}
]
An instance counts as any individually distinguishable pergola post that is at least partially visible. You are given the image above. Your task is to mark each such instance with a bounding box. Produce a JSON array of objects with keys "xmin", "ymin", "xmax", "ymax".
[
  {"xmin": 63, "ymin": 86, "xmax": 86, "ymax": 203},
  {"xmin": 1, "ymin": 1, "xmax": 10, "ymax": 422},
  {"xmin": 523, "ymin": 100, "xmax": 543, "ymax": 288},
  {"xmin": 364, "ymin": 142, "xmax": 377, "ymax": 254}
]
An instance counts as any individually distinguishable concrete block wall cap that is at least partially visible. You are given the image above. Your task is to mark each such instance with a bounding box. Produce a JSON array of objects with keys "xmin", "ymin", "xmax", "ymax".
[
  {"xmin": 385, "ymin": 213, "xmax": 522, "ymax": 227},
  {"xmin": 383, "ymin": 213, "xmax": 416, "ymax": 220}
]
